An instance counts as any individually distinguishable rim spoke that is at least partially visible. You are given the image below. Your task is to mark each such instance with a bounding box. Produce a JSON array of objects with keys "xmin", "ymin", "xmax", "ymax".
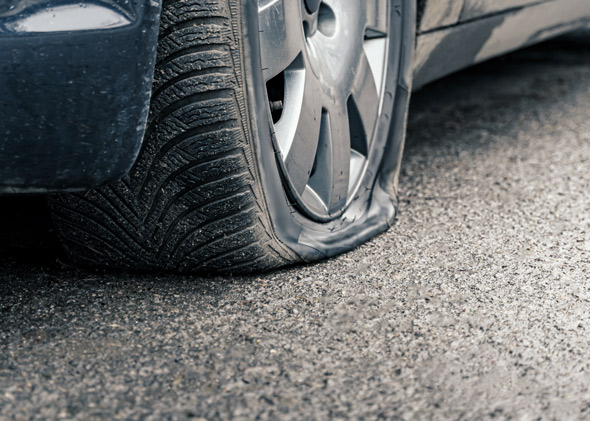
[
  {"xmin": 350, "ymin": 51, "xmax": 380, "ymax": 152},
  {"xmin": 349, "ymin": 150, "xmax": 367, "ymax": 193},
  {"xmin": 258, "ymin": 0, "xmax": 306, "ymax": 81},
  {"xmin": 363, "ymin": 37, "xmax": 388, "ymax": 98},
  {"xmin": 282, "ymin": 69, "xmax": 323, "ymax": 195},
  {"xmin": 364, "ymin": 0, "xmax": 388, "ymax": 35},
  {"xmin": 325, "ymin": 105, "xmax": 351, "ymax": 212},
  {"xmin": 273, "ymin": 56, "xmax": 305, "ymax": 157},
  {"xmin": 307, "ymin": 110, "xmax": 333, "ymax": 209}
]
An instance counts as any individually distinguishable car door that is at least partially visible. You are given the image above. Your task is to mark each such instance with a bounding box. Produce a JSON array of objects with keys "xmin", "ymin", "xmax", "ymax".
[
  {"xmin": 419, "ymin": 0, "xmax": 465, "ymax": 32},
  {"xmin": 461, "ymin": 0, "xmax": 550, "ymax": 21}
]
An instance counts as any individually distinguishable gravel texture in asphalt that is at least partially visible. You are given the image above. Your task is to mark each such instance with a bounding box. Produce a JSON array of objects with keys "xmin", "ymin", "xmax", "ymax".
[{"xmin": 1, "ymin": 31, "xmax": 590, "ymax": 420}]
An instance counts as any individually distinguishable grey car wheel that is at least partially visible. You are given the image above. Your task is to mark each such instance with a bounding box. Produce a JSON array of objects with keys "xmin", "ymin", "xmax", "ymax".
[
  {"xmin": 50, "ymin": 0, "xmax": 415, "ymax": 273},
  {"xmin": 261, "ymin": 0, "xmax": 390, "ymax": 220}
]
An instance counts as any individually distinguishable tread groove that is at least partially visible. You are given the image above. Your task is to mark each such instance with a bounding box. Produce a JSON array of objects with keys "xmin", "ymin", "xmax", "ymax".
[
  {"xmin": 158, "ymin": 16, "xmax": 229, "ymax": 41},
  {"xmin": 152, "ymin": 66, "xmax": 233, "ymax": 98},
  {"xmin": 145, "ymin": 89, "xmax": 235, "ymax": 135},
  {"xmin": 140, "ymin": 120, "xmax": 240, "ymax": 193},
  {"xmin": 150, "ymin": 177, "xmax": 250, "ymax": 236},
  {"xmin": 160, "ymin": 199, "xmax": 255, "ymax": 261},
  {"xmin": 51, "ymin": 214, "xmax": 128, "ymax": 261},
  {"xmin": 156, "ymin": 43, "xmax": 230, "ymax": 67},
  {"xmin": 173, "ymin": 210, "xmax": 257, "ymax": 266},
  {"xmin": 51, "ymin": 200, "xmax": 146, "ymax": 261},
  {"xmin": 140, "ymin": 148, "xmax": 245, "ymax": 214}
]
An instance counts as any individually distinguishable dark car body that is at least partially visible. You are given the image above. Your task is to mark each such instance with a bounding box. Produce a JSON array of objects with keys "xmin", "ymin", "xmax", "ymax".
[
  {"xmin": 0, "ymin": 0, "xmax": 161, "ymax": 193},
  {"xmin": 1, "ymin": 0, "xmax": 589, "ymax": 193}
]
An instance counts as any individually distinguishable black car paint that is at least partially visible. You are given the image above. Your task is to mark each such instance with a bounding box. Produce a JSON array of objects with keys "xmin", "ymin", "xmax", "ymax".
[{"xmin": 0, "ymin": 0, "xmax": 161, "ymax": 193}]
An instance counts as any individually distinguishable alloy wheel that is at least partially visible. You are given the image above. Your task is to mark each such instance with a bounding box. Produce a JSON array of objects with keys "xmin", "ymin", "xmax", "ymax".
[{"xmin": 258, "ymin": 0, "xmax": 390, "ymax": 221}]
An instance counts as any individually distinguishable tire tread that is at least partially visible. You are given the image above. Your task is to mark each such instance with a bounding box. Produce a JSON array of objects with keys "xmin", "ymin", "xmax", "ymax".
[{"xmin": 51, "ymin": 0, "xmax": 297, "ymax": 273}]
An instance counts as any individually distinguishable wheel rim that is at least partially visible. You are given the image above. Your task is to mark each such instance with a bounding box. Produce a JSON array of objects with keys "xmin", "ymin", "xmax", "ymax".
[{"xmin": 257, "ymin": 0, "xmax": 390, "ymax": 221}]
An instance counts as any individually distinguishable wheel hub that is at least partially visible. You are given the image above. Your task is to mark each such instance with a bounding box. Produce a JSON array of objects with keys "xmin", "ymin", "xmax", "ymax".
[{"xmin": 257, "ymin": 0, "xmax": 389, "ymax": 221}]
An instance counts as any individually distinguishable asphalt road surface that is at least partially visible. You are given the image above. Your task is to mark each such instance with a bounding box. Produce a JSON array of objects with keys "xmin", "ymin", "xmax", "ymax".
[{"xmin": 1, "ymin": 31, "xmax": 590, "ymax": 420}]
